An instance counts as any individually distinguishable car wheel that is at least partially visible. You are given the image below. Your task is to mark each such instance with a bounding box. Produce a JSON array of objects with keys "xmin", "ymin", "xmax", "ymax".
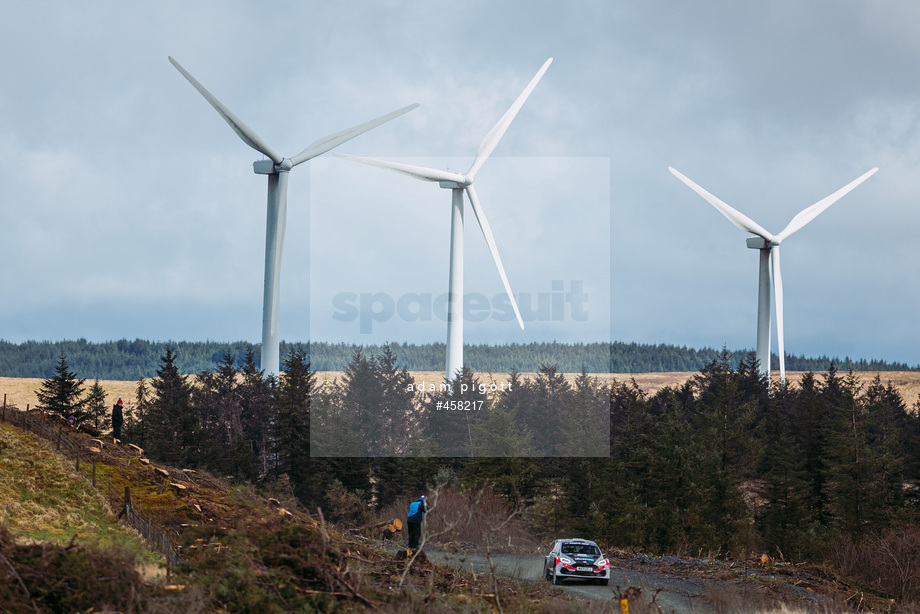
[
  {"xmin": 552, "ymin": 569, "xmax": 561, "ymax": 585},
  {"xmin": 599, "ymin": 578, "xmax": 609, "ymax": 586}
]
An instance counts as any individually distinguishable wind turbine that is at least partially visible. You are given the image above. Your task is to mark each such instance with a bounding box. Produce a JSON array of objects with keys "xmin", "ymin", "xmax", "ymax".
[
  {"xmin": 169, "ymin": 56, "xmax": 418, "ymax": 376},
  {"xmin": 668, "ymin": 166, "xmax": 878, "ymax": 385},
  {"xmin": 337, "ymin": 58, "xmax": 553, "ymax": 381}
]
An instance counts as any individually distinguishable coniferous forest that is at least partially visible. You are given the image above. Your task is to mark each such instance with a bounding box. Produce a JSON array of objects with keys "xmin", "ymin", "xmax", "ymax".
[
  {"xmin": 29, "ymin": 344, "xmax": 920, "ymax": 564},
  {"xmin": 1, "ymin": 338, "xmax": 916, "ymax": 379}
]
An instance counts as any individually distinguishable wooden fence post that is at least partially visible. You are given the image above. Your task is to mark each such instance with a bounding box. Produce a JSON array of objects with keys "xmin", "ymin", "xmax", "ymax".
[
  {"xmin": 76, "ymin": 457, "xmax": 80, "ymax": 473},
  {"xmin": 124, "ymin": 486, "xmax": 131, "ymax": 513},
  {"xmin": 92, "ymin": 461, "xmax": 96, "ymax": 488},
  {"xmin": 56, "ymin": 425, "xmax": 62, "ymax": 450},
  {"xmin": 2, "ymin": 393, "xmax": 6, "ymax": 421}
]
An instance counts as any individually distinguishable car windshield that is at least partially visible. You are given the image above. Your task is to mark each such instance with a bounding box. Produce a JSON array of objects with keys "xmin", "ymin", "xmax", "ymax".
[{"xmin": 561, "ymin": 543, "xmax": 600, "ymax": 556}]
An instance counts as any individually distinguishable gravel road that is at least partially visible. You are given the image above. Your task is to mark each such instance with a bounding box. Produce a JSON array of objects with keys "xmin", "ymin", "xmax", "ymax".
[
  {"xmin": 429, "ymin": 550, "xmax": 708, "ymax": 612},
  {"xmin": 425, "ymin": 548, "xmax": 833, "ymax": 613}
]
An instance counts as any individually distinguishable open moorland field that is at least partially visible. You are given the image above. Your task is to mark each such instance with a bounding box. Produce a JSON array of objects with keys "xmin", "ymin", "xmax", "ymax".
[
  {"xmin": 4, "ymin": 370, "xmax": 920, "ymax": 409},
  {"xmin": 0, "ymin": 377, "xmax": 137, "ymax": 410},
  {"xmin": 316, "ymin": 369, "xmax": 920, "ymax": 404}
]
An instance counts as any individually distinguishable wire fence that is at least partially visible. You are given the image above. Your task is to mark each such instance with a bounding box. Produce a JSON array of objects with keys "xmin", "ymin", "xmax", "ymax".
[{"xmin": 1, "ymin": 394, "xmax": 182, "ymax": 567}]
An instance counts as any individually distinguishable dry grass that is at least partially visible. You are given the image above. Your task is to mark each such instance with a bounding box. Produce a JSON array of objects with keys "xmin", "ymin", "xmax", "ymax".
[
  {"xmin": 0, "ymin": 420, "xmax": 154, "ymax": 559},
  {"xmin": 315, "ymin": 370, "xmax": 920, "ymax": 403},
  {"xmin": 4, "ymin": 369, "xmax": 917, "ymax": 410},
  {"xmin": 0, "ymin": 376, "xmax": 137, "ymax": 411}
]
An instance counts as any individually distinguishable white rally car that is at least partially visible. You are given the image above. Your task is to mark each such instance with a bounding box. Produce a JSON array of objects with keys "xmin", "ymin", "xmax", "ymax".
[{"xmin": 543, "ymin": 538, "xmax": 610, "ymax": 585}]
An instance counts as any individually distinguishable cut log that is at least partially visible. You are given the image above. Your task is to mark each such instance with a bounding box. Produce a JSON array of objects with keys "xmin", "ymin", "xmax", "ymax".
[
  {"xmin": 154, "ymin": 467, "xmax": 170, "ymax": 478},
  {"xmin": 127, "ymin": 443, "xmax": 144, "ymax": 455},
  {"xmin": 139, "ymin": 458, "xmax": 150, "ymax": 465},
  {"xmin": 170, "ymin": 482, "xmax": 188, "ymax": 494}
]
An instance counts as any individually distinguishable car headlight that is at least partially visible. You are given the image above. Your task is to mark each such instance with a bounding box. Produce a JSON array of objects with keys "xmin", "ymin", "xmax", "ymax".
[
  {"xmin": 595, "ymin": 557, "xmax": 609, "ymax": 568},
  {"xmin": 558, "ymin": 556, "xmax": 574, "ymax": 565}
]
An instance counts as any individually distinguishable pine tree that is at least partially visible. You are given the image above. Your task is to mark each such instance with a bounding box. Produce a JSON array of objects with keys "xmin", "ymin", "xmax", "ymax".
[
  {"xmin": 193, "ymin": 351, "xmax": 245, "ymax": 475},
  {"xmin": 237, "ymin": 348, "xmax": 272, "ymax": 478},
  {"xmin": 85, "ymin": 379, "xmax": 110, "ymax": 432},
  {"xmin": 758, "ymin": 384, "xmax": 811, "ymax": 558},
  {"xmin": 35, "ymin": 351, "xmax": 88, "ymax": 421},
  {"xmin": 341, "ymin": 348, "xmax": 384, "ymax": 455},
  {"xmin": 310, "ymin": 380, "xmax": 363, "ymax": 457},
  {"xmin": 147, "ymin": 346, "xmax": 201, "ymax": 466},
  {"xmin": 688, "ymin": 351, "xmax": 762, "ymax": 552},
  {"xmin": 861, "ymin": 376, "xmax": 906, "ymax": 522},
  {"xmin": 270, "ymin": 348, "xmax": 313, "ymax": 501},
  {"xmin": 425, "ymin": 366, "xmax": 489, "ymax": 456},
  {"xmin": 560, "ymin": 368, "xmax": 609, "ymax": 456},
  {"xmin": 515, "ymin": 364, "xmax": 572, "ymax": 456},
  {"xmin": 617, "ymin": 384, "xmax": 698, "ymax": 552},
  {"xmin": 471, "ymin": 403, "xmax": 531, "ymax": 457},
  {"xmin": 906, "ymin": 397, "xmax": 920, "ymax": 507},
  {"xmin": 373, "ymin": 344, "xmax": 418, "ymax": 455},
  {"xmin": 828, "ymin": 371, "xmax": 904, "ymax": 536},
  {"xmin": 123, "ymin": 377, "xmax": 152, "ymax": 448},
  {"xmin": 795, "ymin": 371, "xmax": 834, "ymax": 529}
]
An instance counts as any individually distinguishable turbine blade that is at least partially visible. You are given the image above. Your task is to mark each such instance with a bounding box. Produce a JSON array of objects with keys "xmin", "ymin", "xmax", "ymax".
[
  {"xmin": 772, "ymin": 247, "xmax": 786, "ymax": 384},
  {"xmin": 775, "ymin": 167, "xmax": 879, "ymax": 243},
  {"xmin": 168, "ymin": 56, "xmax": 284, "ymax": 165},
  {"xmin": 467, "ymin": 58, "xmax": 553, "ymax": 180},
  {"xmin": 668, "ymin": 167, "xmax": 775, "ymax": 241},
  {"xmin": 290, "ymin": 104, "xmax": 419, "ymax": 166},
  {"xmin": 334, "ymin": 153, "xmax": 467, "ymax": 184},
  {"xmin": 465, "ymin": 185, "xmax": 524, "ymax": 329}
]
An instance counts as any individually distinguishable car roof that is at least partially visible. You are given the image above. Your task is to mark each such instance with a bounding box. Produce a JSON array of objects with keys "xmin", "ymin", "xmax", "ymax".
[{"xmin": 555, "ymin": 538, "xmax": 600, "ymax": 547}]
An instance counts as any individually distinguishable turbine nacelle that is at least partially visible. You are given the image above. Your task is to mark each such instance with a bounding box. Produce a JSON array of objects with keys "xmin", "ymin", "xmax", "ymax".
[
  {"xmin": 746, "ymin": 237, "xmax": 780, "ymax": 249},
  {"xmin": 438, "ymin": 177, "xmax": 472, "ymax": 189},
  {"xmin": 253, "ymin": 158, "xmax": 294, "ymax": 175}
]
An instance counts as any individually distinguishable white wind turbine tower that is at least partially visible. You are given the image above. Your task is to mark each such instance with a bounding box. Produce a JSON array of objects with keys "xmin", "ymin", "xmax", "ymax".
[
  {"xmin": 337, "ymin": 58, "xmax": 553, "ymax": 381},
  {"xmin": 669, "ymin": 166, "xmax": 878, "ymax": 385},
  {"xmin": 169, "ymin": 56, "xmax": 417, "ymax": 377}
]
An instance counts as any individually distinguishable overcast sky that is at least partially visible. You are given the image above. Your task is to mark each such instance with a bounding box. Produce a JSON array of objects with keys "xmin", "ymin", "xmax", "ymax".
[{"xmin": 2, "ymin": 1, "xmax": 918, "ymax": 366}]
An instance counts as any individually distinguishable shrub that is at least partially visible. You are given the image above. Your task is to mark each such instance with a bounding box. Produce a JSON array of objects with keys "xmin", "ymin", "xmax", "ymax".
[{"xmin": 831, "ymin": 523, "xmax": 920, "ymax": 604}]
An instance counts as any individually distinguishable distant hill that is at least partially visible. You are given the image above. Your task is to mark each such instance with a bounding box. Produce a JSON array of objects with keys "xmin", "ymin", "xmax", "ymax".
[{"xmin": 0, "ymin": 338, "xmax": 916, "ymax": 380}]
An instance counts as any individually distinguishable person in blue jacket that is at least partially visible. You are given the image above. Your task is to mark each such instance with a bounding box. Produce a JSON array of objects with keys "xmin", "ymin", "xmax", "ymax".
[{"xmin": 406, "ymin": 495, "xmax": 427, "ymax": 550}]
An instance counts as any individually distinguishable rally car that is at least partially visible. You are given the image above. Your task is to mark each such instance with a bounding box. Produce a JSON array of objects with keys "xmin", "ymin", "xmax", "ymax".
[{"xmin": 543, "ymin": 538, "xmax": 610, "ymax": 585}]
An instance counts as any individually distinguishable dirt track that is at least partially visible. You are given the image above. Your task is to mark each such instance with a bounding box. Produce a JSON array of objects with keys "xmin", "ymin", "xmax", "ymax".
[
  {"xmin": 430, "ymin": 550, "xmax": 702, "ymax": 612},
  {"xmin": 427, "ymin": 549, "xmax": 834, "ymax": 613}
]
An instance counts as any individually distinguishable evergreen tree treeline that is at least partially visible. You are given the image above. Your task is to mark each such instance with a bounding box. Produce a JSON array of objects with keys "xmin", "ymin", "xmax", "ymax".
[
  {"xmin": 2, "ymin": 338, "xmax": 915, "ymax": 379},
  {"xmin": 33, "ymin": 345, "xmax": 920, "ymax": 568}
]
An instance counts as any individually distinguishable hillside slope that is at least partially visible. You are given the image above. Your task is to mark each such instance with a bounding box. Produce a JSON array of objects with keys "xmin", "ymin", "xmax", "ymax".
[
  {"xmin": 0, "ymin": 410, "xmax": 582, "ymax": 612},
  {"xmin": 0, "ymin": 409, "xmax": 901, "ymax": 613},
  {"xmin": 0, "ymin": 421, "xmax": 151, "ymax": 553}
]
